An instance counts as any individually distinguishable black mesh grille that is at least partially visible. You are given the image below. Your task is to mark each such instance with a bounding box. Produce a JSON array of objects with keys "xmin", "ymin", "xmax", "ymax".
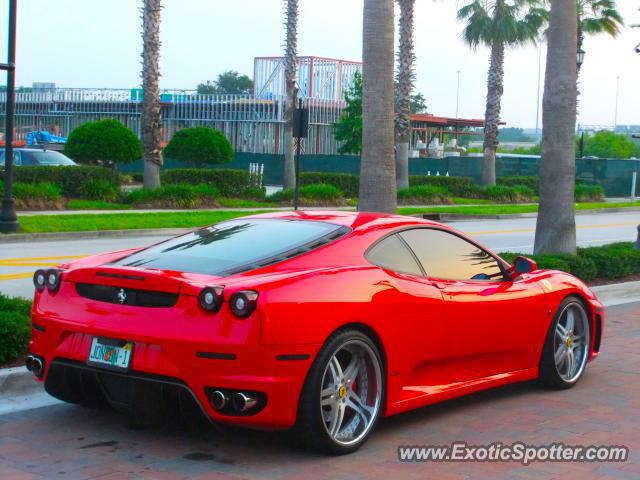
[{"xmin": 76, "ymin": 283, "xmax": 178, "ymax": 308}]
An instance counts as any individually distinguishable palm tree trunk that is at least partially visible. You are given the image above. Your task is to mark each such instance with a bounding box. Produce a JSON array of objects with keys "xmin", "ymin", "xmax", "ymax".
[
  {"xmin": 283, "ymin": 0, "xmax": 298, "ymax": 190},
  {"xmin": 359, "ymin": 0, "xmax": 396, "ymax": 213},
  {"xmin": 534, "ymin": 0, "xmax": 578, "ymax": 255},
  {"xmin": 395, "ymin": 0, "xmax": 415, "ymax": 191},
  {"xmin": 141, "ymin": 0, "xmax": 163, "ymax": 189},
  {"xmin": 481, "ymin": 40, "xmax": 504, "ymax": 186}
]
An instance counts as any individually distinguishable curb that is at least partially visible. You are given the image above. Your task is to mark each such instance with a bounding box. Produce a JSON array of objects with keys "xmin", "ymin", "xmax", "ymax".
[
  {"xmin": 419, "ymin": 206, "xmax": 640, "ymax": 222},
  {"xmin": 0, "ymin": 228, "xmax": 192, "ymax": 244},
  {"xmin": 591, "ymin": 280, "xmax": 640, "ymax": 307},
  {"xmin": 0, "ymin": 366, "xmax": 61, "ymax": 415}
]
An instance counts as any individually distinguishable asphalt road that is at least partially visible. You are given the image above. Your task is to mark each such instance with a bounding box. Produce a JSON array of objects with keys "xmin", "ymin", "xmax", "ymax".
[
  {"xmin": 0, "ymin": 211, "xmax": 637, "ymax": 299},
  {"xmin": 1, "ymin": 302, "xmax": 638, "ymax": 479}
]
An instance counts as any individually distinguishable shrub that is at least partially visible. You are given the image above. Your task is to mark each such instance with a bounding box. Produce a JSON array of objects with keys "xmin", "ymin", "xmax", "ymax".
[
  {"xmin": 123, "ymin": 184, "xmax": 220, "ymax": 209},
  {"xmin": 498, "ymin": 176, "xmax": 539, "ymax": 193},
  {"xmin": 64, "ymin": 119, "xmax": 142, "ymax": 166},
  {"xmin": 397, "ymin": 185, "xmax": 450, "ymax": 205},
  {"xmin": 300, "ymin": 172, "xmax": 359, "ymax": 198},
  {"xmin": 1, "ymin": 182, "xmax": 63, "ymax": 210},
  {"xmin": 299, "ymin": 183, "xmax": 344, "ymax": 201},
  {"xmin": 575, "ymin": 183, "xmax": 605, "ymax": 202},
  {"xmin": 409, "ymin": 176, "xmax": 475, "ymax": 196},
  {"xmin": 161, "ymin": 168, "xmax": 261, "ymax": 198},
  {"xmin": 164, "ymin": 127, "xmax": 233, "ymax": 166},
  {"xmin": 267, "ymin": 188, "xmax": 293, "ymax": 203},
  {"xmin": 77, "ymin": 179, "xmax": 120, "ymax": 202},
  {"xmin": 0, "ymin": 166, "xmax": 121, "ymax": 200},
  {"xmin": 0, "ymin": 294, "xmax": 32, "ymax": 365},
  {"xmin": 483, "ymin": 184, "xmax": 535, "ymax": 203}
]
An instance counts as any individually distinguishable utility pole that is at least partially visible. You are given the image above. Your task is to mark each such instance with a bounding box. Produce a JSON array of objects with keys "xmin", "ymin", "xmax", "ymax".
[
  {"xmin": 614, "ymin": 75, "xmax": 620, "ymax": 129},
  {"xmin": 0, "ymin": 0, "xmax": 19, "ymax": 233},
  {"xmin": 455, "ymin": 70, "xmax": 461, "ymax": 144}
]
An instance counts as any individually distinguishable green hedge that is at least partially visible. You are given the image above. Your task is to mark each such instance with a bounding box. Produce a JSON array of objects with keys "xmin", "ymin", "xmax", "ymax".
[
  {"xmin": 409, "ymin": 176, "xmax": 475, "ymax": 196},
  {"xmin": 0, "ymin": 294, "xmax": 32, "ymax": 365},
  {"xmin": 398, "ymin": 185, "xmax": 450, "ymax": 204},
  {"xmin": 161, "ymin": 168, "xmax": 263, "ymax": 198},
  {"xmin": 267, "ymin": 184, "xmax": 345, "ymax": 204},
  {"xmin": 483, "ymin": 185, "xmax": 535, "ymax": 203},
  {"xmin": 123, "ymin": 184, "xmax": 221, "ymax": 209},
  {"xmin": 498, "ymin": 176, "xmax": 539, "ymax": 192},
  {"xmin": 300, "ymin": 172, "xmax": 359, "ymax": 198},
  {"xmin": 575, "ymin": 184, "xmax": 605, "ymax": 202},
  {"xmin": 0, "ymin": 166, "xmax": 121, "ymax": 200},
  {"xmin": 500, "ymin": 242, "xmax": 640, "ymax": 283}
]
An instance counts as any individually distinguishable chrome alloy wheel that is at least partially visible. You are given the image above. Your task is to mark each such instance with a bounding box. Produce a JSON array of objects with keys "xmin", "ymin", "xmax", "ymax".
[
  {"xmin": 554, "ymin": 302, "xmax": 590, "ymax": 383},
  {"xmin": 319, "ymin": 339, "xmax": 382, "ymax": 446}
]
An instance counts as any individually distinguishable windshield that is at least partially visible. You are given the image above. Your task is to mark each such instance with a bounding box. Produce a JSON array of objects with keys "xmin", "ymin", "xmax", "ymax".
[
  {"xmin": 27, "ymin": 150, "xmax": 77, "ymax": 166},
  {"xmin": 110, "ymin": 218, "xmax": 350, "ymax": 276}
]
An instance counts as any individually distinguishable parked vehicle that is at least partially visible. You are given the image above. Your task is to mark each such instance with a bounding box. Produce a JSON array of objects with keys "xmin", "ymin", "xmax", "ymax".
[
  {"xmin": 0, "ymin": 148, "xmax": 77, "ymax": 167},
  {"xmin": 28, "ymin": 211, "xmax": 604, "ymax": 454}
]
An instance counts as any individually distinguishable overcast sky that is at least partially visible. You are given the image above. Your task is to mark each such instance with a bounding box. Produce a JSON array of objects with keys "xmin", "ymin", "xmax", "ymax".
[{"xmin": 0, "ymin": 0, "xmax": 638, "ymax": 129}]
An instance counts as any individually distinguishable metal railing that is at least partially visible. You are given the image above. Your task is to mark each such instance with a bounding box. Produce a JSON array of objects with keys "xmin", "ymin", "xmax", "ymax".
[{"xmin": 0, "ymin": 88, "xmax": 347, "ymax": 154}]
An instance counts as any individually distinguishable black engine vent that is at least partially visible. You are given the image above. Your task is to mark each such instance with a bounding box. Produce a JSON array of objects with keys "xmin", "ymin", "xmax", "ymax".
[{"xmin": 76, "ymin": 283, "xmax": 178, "ymax": 308}]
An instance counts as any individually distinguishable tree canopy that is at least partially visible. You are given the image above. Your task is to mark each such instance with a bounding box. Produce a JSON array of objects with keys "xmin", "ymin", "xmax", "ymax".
[
  {"xmin": 164, "ymin": 127, "xmax": 233, "ymax": 166},
  {"xmin": 197, "ymin": 71, "xmax": 253, "ymax": 95},
  {"xmin": 579, "ymin": 130, "xmax": 640, "ymax": 159},
  {"xmin": 64, "ymin": 119, "xmax": 142, "ymax": 166}
]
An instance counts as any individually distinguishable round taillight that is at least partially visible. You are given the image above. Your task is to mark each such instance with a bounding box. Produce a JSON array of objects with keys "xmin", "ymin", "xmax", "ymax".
[
  {"xmin": 198, "ymin": 286, "xmax": 224, "ymax": 312},
  {"xmin": 33, "ymin": 269, "xmax": 47, "ymax": 292},
  {"xmin": 45, "ymin": 269, "xmax": 62, "ymax": 292},
  {"xmin": 230, "ymin": 291, "xmax": 258, "ymax": 318}
]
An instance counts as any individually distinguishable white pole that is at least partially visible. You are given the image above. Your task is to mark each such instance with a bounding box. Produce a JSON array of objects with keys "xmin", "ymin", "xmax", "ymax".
[
  {"xmin": 535, "ymin": 44, "xmax": 542, "ymax": 137},
  {"xmin": 632, "ymin": 171, "xmax": 637, "ymax": 200},
  {"xmin": 614, "ymin": 76, "xmax": 620, "ymax": 129}
]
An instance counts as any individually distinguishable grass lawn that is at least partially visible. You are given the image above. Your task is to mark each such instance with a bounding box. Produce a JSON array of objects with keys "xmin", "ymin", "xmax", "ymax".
[{"xmin": 8, "ymin": 201, "xmax": 640, "ymax": 234}]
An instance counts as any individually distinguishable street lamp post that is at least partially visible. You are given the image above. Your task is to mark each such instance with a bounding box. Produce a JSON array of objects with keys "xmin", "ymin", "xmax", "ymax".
[
  {"xmin": 0, "ymin": 0, "xmax": 19, "ymax": 233},
  {"xmin": 576, "ymin": 48, "xmax": 585, "ymax": 70},
  {"xmin": 455, "ymin": 70, "xmax": 461, "ymax": 144}
]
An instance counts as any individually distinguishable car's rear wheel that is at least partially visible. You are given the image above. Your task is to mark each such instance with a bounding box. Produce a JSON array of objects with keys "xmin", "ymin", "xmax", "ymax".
[
  {"xmin": 296, "ymin": 329, "xmax": 384, "ymax": 454},
  {"xmin": 539, "ymin": 297, "xmax": 591, "ymax": 389}
]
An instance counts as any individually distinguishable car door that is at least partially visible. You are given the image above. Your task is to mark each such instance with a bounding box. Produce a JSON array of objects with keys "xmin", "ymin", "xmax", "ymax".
[
  {"xmin": 365, "ymin": 234, "xmax": 451, "ymax": 390},
  {"xmin": 399, "ymin": 227, "xmax": 547, "ymax": 382}
]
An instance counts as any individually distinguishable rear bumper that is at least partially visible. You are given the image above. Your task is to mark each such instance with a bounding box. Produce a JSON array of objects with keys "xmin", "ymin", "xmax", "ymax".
[{"xmin": 30, "ymin": 314, "xmax": 321, "ymax": 429}]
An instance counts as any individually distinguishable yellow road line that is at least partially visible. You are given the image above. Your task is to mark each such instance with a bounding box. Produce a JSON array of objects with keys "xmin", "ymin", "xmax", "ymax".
[
  {"xmin": 0, "ymin": 255, "xmax": 86, "ymax": 262},
  {"xmin": 0, "ymin": 272, "xmax": 35, "ymax": 281},
  {"xmin": 0, "ymin": 261, "xmax": 65, "ymax": 267}
]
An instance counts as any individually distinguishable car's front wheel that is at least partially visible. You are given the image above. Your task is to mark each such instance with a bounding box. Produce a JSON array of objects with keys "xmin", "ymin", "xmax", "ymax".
[
  {"xmin": 296, "ymin": 329, "xmax": 384, "ymax": 454},
  {"xmin": 539, "ymin": 296, "xmax": 591, "ymax": 389}
]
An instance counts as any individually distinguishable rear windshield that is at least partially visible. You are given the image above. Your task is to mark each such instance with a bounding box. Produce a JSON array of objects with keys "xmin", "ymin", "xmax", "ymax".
[{"xmin": 110, "ymin": 218, "xmax": 350, "ymax": 276}]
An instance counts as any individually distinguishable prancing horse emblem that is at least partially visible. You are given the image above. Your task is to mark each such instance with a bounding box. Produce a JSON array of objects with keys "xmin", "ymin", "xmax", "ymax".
[{"xmin": 117, "ymin": 288, "xmax": 127, "ymax": 304}]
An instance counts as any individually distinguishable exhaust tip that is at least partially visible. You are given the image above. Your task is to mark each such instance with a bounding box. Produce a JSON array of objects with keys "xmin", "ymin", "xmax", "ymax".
[
  {"xmin": 232, "ymin": 392, "xmax": 257, "ymax": 413},
  {"xmin": 210, "ymin": 390, "xmax": 228, "ymax": 411},
  {"xmin": 31, "ymin": 357, "xmax": 44, "ymax": 378},
  {"xmin": 25, "ymin": 355, "xmax": 34, "ymax": 371}
]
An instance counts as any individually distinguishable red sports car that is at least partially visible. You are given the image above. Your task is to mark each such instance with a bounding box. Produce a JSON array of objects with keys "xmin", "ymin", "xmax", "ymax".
[{"xmin": 28, "ymin": 211, "xmax": 604, "ymax": 454}]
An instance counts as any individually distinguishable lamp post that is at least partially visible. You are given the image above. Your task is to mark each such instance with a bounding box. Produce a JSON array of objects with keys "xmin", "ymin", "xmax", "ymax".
[
  {"xmin": 614, "ymin": 75, "xmax": 620, "ymax": 129},
  {"xmin": 576, "ymin": 47, "xmax": 585, "ymax": 70},
  {"xmin": 0, "ymin": 0, "xmax": 19, "ymax": 233}
]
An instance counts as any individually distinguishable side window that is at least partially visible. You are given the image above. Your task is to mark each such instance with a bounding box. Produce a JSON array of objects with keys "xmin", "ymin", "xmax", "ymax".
[
  {"xmin": 366, "ymin": 234, "xmax": 423, "ymax": 277},
  {"xmin": 400, "ymin": 228, "xmax": 504, "ymax": 281},
  {"xmin": 13, "ymin": 150, "xmax": 21, "ymax": 166}
]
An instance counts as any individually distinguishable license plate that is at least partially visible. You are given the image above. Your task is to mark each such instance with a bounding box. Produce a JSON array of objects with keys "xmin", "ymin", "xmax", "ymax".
[{"xmin": 87, "ymin": 337, "xmax": 133, "ymax": 372}]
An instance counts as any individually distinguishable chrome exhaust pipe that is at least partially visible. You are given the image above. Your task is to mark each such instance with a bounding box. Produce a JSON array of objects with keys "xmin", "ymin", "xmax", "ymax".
[
  {"xmin": 31, "ymin": 357, "xmax": 44, "ymax": 378},
  {"xmin": 210, "ymin": 390, "xmax": 229, "ymax": 411},
  {"xmin": 232, "ymin": 392, "xmax": 257, "ymax": 413},
  {"xmin": 25, "ymin": 355, "xmax": 34, "ymax": 371}
]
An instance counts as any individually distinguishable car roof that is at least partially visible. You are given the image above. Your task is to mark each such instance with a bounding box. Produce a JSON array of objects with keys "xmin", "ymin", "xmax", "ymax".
[{"xmin": 245, "ymin": 210, "xmax": 448, "ymax": 233}]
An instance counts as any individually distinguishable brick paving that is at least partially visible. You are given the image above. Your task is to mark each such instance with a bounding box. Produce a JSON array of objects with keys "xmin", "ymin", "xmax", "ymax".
[{"xmin": 0, "ymin": 302, "xmax": 638, "ymax": 479}]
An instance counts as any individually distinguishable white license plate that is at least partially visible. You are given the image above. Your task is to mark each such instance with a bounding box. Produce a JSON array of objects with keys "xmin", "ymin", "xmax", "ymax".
[{"xmin": 87, "ymin": 337, "xmax": 133, "ymax": 371}]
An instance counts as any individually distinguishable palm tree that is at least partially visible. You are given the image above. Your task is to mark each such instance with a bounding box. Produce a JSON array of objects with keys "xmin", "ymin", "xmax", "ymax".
[
  {"xmin": 395, "ymin": 0, "xmax": 415, "ymax": 190},
  {"xmin": 534, "ymin": 0, "xmax": 578, "ymax": 255},
  {"xmin": 577, "ymin": 0, "xmax": 623, "ymax": 75},
  {"xmin": 141, "ymin": 0, "xmax": 163, "ymax": 189},
  {"xmin": 457, "ymin": 1, "xmax": 547, "ymax": 186},
  {"xmin": 283, "ymin": 0, "xmax": 298, "ymax": 190},
  {"xmin": 359, "ymin": 0, "xmax": 397, "ymax": 213}
]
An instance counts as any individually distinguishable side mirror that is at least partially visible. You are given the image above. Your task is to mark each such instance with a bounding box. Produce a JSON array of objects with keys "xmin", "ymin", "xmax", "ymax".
[{"xmin": 513, "ymin": 256, "xmax": 537, "ymax": 274}]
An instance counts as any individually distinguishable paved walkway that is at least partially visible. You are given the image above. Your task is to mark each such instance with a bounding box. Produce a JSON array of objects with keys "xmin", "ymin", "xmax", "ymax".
[{"xmin": 0, "ymin": 302, "xmax": 638, "ymax": 479}]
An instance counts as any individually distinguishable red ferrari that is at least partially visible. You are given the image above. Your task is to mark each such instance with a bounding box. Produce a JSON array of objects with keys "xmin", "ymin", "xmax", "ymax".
[{"xmin": 28, "ymin": 211, "xmax": 604, "ymax": 454}]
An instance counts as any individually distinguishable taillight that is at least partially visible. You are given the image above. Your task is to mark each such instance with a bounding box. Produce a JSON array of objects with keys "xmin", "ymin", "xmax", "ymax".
[
  {"xmin": 33, "ymin": 269, "xmax": 47, "ymax": 292},
  {"xmin": 45, "ymin": 269, "xmax": 62, "ymax": 293},
  {"xmin": 230, "ymin": 291, "xmax": 258, "ymax": 318},
  {"xmin": 198, "ymin": 286, "xmax": 224, "ymax": 312}
]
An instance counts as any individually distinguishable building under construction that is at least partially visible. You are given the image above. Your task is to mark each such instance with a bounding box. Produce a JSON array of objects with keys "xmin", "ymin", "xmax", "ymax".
[{"xmin": 0, "ymin": 56, "xmax": 486, "ymax": 155}]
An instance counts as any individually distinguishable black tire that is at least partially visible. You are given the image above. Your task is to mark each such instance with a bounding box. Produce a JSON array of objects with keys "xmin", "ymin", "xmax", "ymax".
[
  {"xmin": 539, "ymin": 296, "xmax": 591, "ymax": 390},
  {"xmin": 295, "ymin": 329, "xmax": 385, "ymax": 455}
]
